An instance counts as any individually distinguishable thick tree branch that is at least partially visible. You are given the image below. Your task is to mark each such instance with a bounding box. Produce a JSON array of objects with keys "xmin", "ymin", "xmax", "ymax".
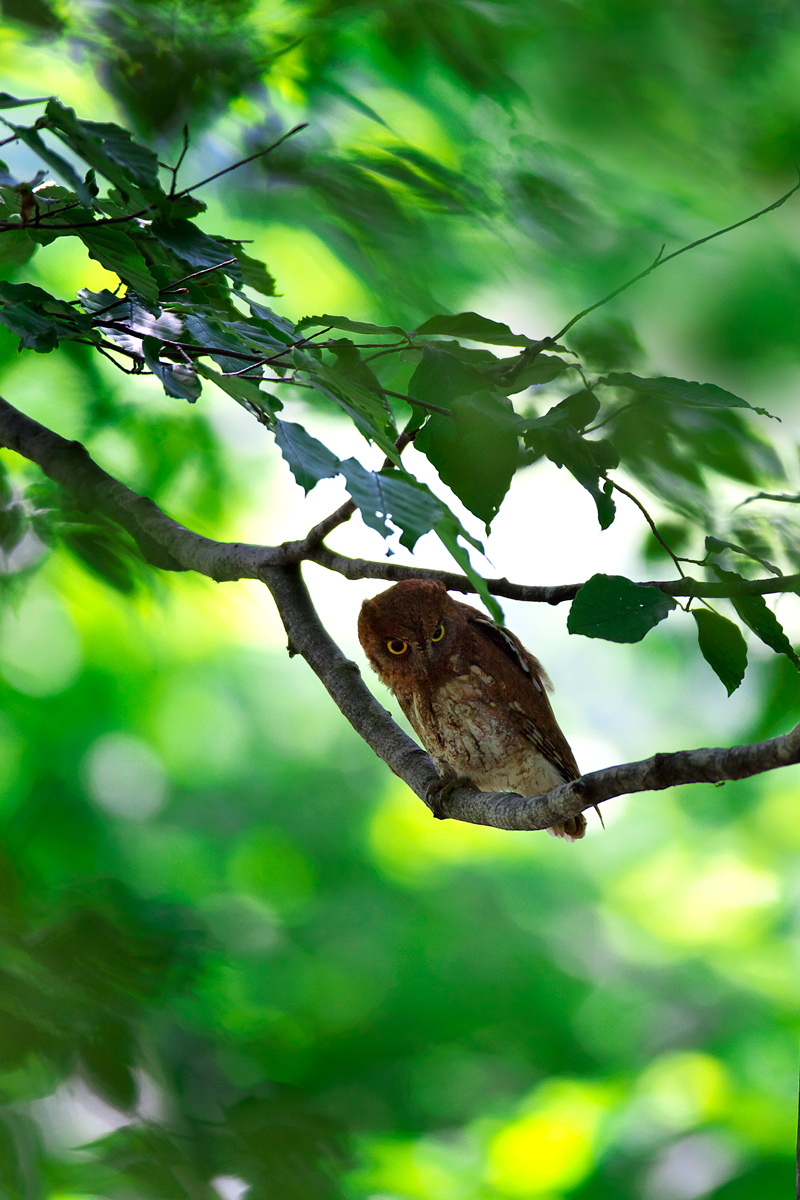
[
  {"xmin": 0, "ymin": 396, "xmax": 284, "ymax": 579},
  {"xmin": 1, "ymin": 393, "xmax": 798, "ymax": 831},
  {"xmin": 3, "ymin": 394, "xmax": 799, "ymax": 604}
]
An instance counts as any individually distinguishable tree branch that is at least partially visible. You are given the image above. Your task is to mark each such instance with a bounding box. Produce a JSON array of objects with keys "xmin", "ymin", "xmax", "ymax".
[
  {"xmin": 305, "ymin": 544, "xmax": 800, "ymax": 602},
  {"xmin": 1, "ymin": 392, "xmax": 799, "ymax": 832}
]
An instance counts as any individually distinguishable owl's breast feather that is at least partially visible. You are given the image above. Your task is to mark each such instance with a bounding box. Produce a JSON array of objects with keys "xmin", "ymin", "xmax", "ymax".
[{"xmin": 415, "ymin": 672, "xmax": 565, "ymax": 796}]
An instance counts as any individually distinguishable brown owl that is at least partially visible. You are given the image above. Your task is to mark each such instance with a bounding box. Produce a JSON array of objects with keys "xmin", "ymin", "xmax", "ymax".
[{"xmin": 358, "ymin": 578, "xmax": 586, "ymax": 840}]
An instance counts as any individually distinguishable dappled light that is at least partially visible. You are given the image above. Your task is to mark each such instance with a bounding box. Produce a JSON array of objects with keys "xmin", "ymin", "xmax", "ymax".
[{"xmin": 0, "ymin": 2, "xmax": 798, "ymax": 1197}]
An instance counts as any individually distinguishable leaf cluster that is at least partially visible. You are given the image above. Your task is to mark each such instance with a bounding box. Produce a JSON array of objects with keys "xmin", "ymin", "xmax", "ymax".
[{"xmin": 0, "ymin": 95, "xmax": 797, "ymax": 687}]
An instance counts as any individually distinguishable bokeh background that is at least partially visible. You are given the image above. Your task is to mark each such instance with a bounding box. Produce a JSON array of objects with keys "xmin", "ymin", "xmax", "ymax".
[{"xmin": 0, "ymin": 2, "xmax": 799, "ymax": 1197}]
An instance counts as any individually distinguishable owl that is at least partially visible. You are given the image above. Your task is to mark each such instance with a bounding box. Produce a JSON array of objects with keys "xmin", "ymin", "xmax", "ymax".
[{"xmin": 358, "ymin": 578, "xmax": 586, "ymax": 840}]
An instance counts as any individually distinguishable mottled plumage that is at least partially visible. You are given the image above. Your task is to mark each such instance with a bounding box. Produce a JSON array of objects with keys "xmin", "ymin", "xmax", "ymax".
[{"xmin": 358, "ymin": 579, "xmax": 586, "ymax": 840}]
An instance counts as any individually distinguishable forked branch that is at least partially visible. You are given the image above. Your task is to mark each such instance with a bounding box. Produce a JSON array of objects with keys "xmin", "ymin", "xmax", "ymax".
[{"xmin": 1, "ymin": 393, "xmax": 798, "ymax": 832}]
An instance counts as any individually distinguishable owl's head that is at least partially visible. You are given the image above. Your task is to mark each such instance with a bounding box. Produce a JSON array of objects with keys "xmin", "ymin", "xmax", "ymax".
[{"xmin": 357, "ymin": 579, "xmax": 458, "ymax": 685}]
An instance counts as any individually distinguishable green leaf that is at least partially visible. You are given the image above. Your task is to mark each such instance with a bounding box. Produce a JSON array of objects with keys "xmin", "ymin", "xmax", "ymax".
[
  {"xmin": 142, "ymin": 336, "xmax": 201, "ymax": 402},
  {"xmin": 248, "ymin": 301, "xmax": 296, "ymax": 341},
  {"xmin": 0, "ymin": 94, "xmax": 51, "ymax": 109},
  {"xmin": 528, "ymin": 390, "xmax": 600, "ymax": 431},
  {"xmin": 303, "ymin": 360, "xmax": 399, "ymax": 464},
  {"xmin": 0, "ymin": 229, "xmax": 36, "ymax": 273},
  {"xmin": 151, "ymin": 219, "xmax": 241, "ymax": 278},
  {"xmin": 328, "ymin": 338, "xmax": 387, "ymax": 399},
  {"xmin": 435, "ymin": 516, "xmax": 503, "ymax": 623},
  {"xmin": 77, "ymin": 226, "xmax": 160, "ymax": 305},
  {"xmin": 297, "ymin": 313, "xmax": 408, "ymax": 338},
  {"xmin": 693, "ymin": 609, "xmax": 748, "ymax": 695},
  {"xmin": 415, "ymin": 389, "xmax": 519, "ymax": 525},
  {"xmin": 704, "ymin": 534, "xmax": 782, "ymax": 577},
  {"xmin": 274, "ymin": 421, "xmax": 340, "ymax": 493},
  {"xmin": 195, "ymin": 362, "xmax": 281, "ymax": 421},
  {"xmin": 524, "ymin": 419, "xmax": 617, "ymax": 529},
  {"xmin": 0, "ymin": 303, "xmax": 59, "ymax": 351},
  {"xmin": 44, "ymin": 100, "xmax": 162, "ymax": 198},
  {"xmin": 567, "ymin": 574, "xmax": 677, "ymax": 642},
  {"xmin": 63, "ymin": 524, "xmax": 142, "ymax": 593},
  {"xmin": 339, "ymin": 462, "xmax": 501, "ymax": 620},
  {"xmin": 599, "ymin": 372, "xmax": 776, "ymax": 420},
  {"xmin": 408, "ymin": 343, "xmax": 487, "ymax": 410},
  {"xmin": 493, "ymin": 345, "xmax": 569, "ymax": 393},
  {"xmin": 235, "ymin": 249, "xmax": 277, "ymax": 297},
  {"xmin": 415, "ymin": 311, "xmax": 535, "ymax": 346},
  {"xmin": 78, "ymin": 287, "xmax": 121, "ymax": 314},
  {"xmin": 81, "ymin": 1018, "xmax": 137, "ymax": 1110},
  {"xmin": 3, "ymin": 120, "xmax": 94, "ymax": 206},
  {"xmin": 0, "ymin": 1111, "xmax": 43, "ymax": 1200},
  {"xmin": 714, "ymin": 565, "xmax": 800, "ymax": 669}
]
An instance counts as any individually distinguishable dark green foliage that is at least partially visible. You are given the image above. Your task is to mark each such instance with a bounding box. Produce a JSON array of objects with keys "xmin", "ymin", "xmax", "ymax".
[
  {"xmin": 414, "ymin": 311, "xmax": 534, "ymax": 346},
  {"xmin": 0, "ymin": 90, "xmax": 793, "ymax": 657},
  {"xmin": 693, "ymin": 608, "xmax": 749, "ymax": 694},
  {"xmin": 567, "ymin": 574, "xmax": 678, "ymax": 642},
  {"xmin": 415, "ymin": 389, "xmax": 519, "ymax": 526},
  {"xmin": 715, "ymin": 567, "xmax": 800, "ymax": 670},
  {"xmin": 0, "ymin": 11, "xmax": 797, "ymax": 1192}
]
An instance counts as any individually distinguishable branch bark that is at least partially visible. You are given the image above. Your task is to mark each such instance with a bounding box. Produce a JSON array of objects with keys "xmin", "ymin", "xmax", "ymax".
[{"xmin": 2, "ymin": 392, "xmax": 800, "ymax": 833}]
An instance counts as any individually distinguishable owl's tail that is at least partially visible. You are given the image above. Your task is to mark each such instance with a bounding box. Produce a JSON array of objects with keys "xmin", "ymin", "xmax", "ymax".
[{"xmin": 547, "ymin": 813, "xmax": 587, "ymax": 841}]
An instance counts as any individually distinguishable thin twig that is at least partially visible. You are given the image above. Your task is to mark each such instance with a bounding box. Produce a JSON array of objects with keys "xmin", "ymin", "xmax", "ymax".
[
  {"xmin": 609, "ymin": 479, "xmax": 686, "ymax": 578},
  {"xmin": 553, "ymin": 177, "xmax": 800, "ymax": 342},
  {"xmin": 170, "ymin": 124, "xmax": 308, "ymax": 199},
  {"xmin": 0, "ymin": 124, "xmax": 308, "ymax": 234}
]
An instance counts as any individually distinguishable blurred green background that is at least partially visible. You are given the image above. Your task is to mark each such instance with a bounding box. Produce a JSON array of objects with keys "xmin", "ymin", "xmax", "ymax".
[{"xmin": 0, "ymin": 2, "xmax": 799, "ymax": 1197}]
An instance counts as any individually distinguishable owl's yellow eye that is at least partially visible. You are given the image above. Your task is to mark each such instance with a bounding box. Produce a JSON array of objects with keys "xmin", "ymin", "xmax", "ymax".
[
  {"xmin": 387, "ymin": 639, "xmax": 408, "ymax": 655},
  {"xmin": 431, "ymin": 624, "xmax": 445, "ymax": 642}
]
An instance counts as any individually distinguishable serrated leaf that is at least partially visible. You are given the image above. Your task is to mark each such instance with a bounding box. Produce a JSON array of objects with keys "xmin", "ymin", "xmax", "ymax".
[
  {"xmin": 3, "ymin": 120, "xmax": 94, "ymax": 206},
  {"xmin": 0, "ymin": 229, "xmax": 35, "ymax": 272},
  {"xmin": 415, "ymin": 389, "xmax": 519, "ymax": 525},
  {"xmin": 195, "ymin": 362, "xmax": 281, "ymax": 421},
  {"xmin": 151, "ymin": 219, "xmax": 242, "ymax": 279},
  {"xmin": 274, "ymin": 421, "xmax": 340, "ymax": 493},
  {"xmin": 248, "ymin": 301, "xmax": 296, "ymax": 341},
  {"xmin": 77, "ymin": 287, "xmax": 121, "ymax": 314},
  {"xmin": 524, "ymin": 419, "xmax": 617, "ymax": 529},
  {"xmin": 704, "ymin": 535, "xmax": 782, "ymax": 577},
  {"xmin": 435, "ymin": 517, "xmax": 502, "ymax": 623},
  {"xmin": 415, "ymin": 311, "xmax": 534, "ymax": 346},
  {"xmin": 408, "ymin": 343, "xmax": 487, "ymax": 410},
  {"xmin": 304, "ymin": 363, "xmax": 399, "ymax": 464},
  {"xmin": 599, "ymin": 372, "xmax": 776, "ymax": 420},
  {"xmin": 142, "ymin": 337, "xmax": 201, "ymax": 402},
  {"xmin": 44, "ymin": 100, "xmax": 162, "ymax": 198},
  {"xmin": 77, "ymin": 226, "xmax": 160, "ymax": 304},
  {"xmin": 568, "ymin": 574, "xmax": 677, "ymax": 642},
  {"xmin": 235, "ymin": 249, "xmax": 276, "ymax": 297},
  {"xmin": 339, "ymin": 462, "xmax": 500, "ymax": 619},
  {"xmin": 297, "ymin": 313, "xmax": 408, "ymax": 338},
  {"xmin": 693, "ymin": 609, "xmax": 747, "ymax": 695},
  {"xmin": 338, "ymin": 460, "xmax": 424, "ymax": 539},
  {"xmin": 714, "ymin": 565, "xmax": 800, "ymax": 669}
]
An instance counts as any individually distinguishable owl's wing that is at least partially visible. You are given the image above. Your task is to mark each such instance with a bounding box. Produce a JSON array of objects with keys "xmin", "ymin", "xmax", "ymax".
[{"xmin": 463, "ymin": 608, "xmax": 580, "ymax": 783}]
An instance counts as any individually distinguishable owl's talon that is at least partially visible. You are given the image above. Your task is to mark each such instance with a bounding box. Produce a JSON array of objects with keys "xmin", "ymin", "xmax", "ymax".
[{"xmin": 426, "ymin": 774, "xmax": 474, "ymax": 819}]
